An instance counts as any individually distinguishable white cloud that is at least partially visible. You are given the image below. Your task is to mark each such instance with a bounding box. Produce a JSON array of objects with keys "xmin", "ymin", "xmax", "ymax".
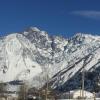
[{"xmin": 71, "ymin": 11, "xmax": 100, "ymax": 20}]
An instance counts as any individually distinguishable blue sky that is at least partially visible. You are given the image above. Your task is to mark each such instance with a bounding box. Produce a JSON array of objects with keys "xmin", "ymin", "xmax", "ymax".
[{"xmin": 0, "ymin": 0, "xmax": 100, "ymax": 37}]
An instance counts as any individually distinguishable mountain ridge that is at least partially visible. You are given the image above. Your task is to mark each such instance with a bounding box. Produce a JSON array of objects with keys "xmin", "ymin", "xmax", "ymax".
[{"xmin": 0, "ymin": 27, "xmax": 100, "ymax": 92}]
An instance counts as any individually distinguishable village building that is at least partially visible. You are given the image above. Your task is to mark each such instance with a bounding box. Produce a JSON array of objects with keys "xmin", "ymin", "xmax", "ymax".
[
  {"xmin": 72, "ymin": 89, "xmax": 94, "ymax": 99},
  {"xmin": 57, "ymin": 89, "xmax": 94, "ymax": 99},
  {"xmin": 0, "ymin": 94, "xmax": 17, "ymax": 100}
]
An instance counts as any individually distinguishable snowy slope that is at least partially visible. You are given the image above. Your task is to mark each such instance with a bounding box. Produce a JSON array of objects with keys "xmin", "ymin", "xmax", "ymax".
[
  {"xmin": 0, "ymin": 33, "xmax": 42, "ymax": 82},
  {"xmin": 50, "ymin": 33, "xmax": 100, "ymax": 91}
]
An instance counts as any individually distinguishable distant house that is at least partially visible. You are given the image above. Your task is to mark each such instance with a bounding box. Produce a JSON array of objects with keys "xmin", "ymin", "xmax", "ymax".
[
  {"xmin": 0, "ymin": 95, "xmax": 17, "ymax": 100},
  {"xmin": 72, "ymin": 89, "xmax": 94, "ymax": 99},
  {"xmin": 0, "ymin": 93, "xmax": 18, "ymax": 100},
  {"xmin": 57, "ymin": 89, "xmax": 94, "ymax": 99}
]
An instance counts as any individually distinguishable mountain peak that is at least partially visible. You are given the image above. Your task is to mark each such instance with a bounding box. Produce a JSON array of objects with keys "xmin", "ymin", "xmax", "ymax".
[
  {"xmin": 74, "ymin": 33, "xmax": 100, "ymax": 38},
  {"xmin": 29, "ymin": 27, "xmax": 40, "ymax": 32},
  {"xmin": 70, "ymin": 33, "xmax": 100, "ymax": 45},
  {"xmin": 26, "ymin": 27, "xmax": 40, "ymax": 32}
]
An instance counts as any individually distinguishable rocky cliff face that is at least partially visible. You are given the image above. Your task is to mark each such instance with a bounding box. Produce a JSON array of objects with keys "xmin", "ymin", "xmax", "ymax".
[{"xmin": 0, "ymin": 27, "xmax": 100, "ymax": 92}]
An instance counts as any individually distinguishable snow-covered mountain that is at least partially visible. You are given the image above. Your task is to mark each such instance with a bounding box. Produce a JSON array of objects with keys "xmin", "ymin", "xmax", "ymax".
[{"xmin": 0, "ymin": 27, "xmax": 100, "ymax": 92}]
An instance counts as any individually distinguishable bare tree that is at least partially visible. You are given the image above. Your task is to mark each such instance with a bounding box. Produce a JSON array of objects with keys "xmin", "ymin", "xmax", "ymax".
[
  {"xmin": 0, "ymin": 82, "xmax": 6, "ymax": 94},
  {"xmin": 18, "ymin": 82, "xmax": 28, "ymax": 100},
  {"xmin": 43, "ymin": 63, "xmax": 51, "ymax": 100}
]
